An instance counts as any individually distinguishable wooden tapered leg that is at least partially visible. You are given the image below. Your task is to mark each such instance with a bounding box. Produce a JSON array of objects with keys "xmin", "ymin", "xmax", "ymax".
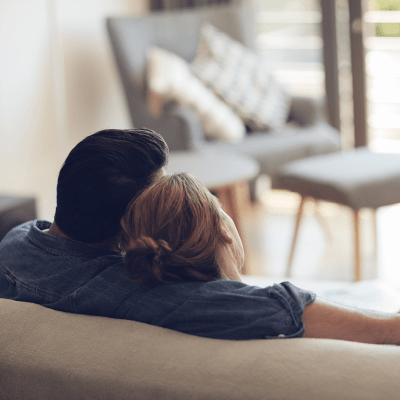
[
  {"xmin": 314, "ymin": 199, "xmax": 333, "ymax": 241},
  {"xmin": 353, "ymin": 209, "xmax": 362, "ymax": 281},
  {"xmin": 372, "ymin": 208, "xmax": 378, "ymax": 272},
  {"xmin": 286, "ymin": 196, "xmax": 306, "ymax": 277}
]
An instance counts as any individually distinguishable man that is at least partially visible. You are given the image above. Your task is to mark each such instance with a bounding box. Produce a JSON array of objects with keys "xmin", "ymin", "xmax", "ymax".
[
  {"xmin": 0, "ymin": 128, "xmax": 168, "ymax": 315},
  {"xmin": 1, "ymin": 127, "xmax": 400, "ymax": 345}
]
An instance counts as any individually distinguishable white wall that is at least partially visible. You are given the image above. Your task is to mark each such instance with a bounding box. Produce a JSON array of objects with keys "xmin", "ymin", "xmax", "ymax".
[{"xmin": 0, "ymin": 0, "xmax": 148, "ymax": 221}]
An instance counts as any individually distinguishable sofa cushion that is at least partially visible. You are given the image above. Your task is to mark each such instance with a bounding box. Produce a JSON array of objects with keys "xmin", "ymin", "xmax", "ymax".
[
  {"xmin": 191, "ymin": 24, "xmax": 292, "ymax": 132},
  {"xmin": 146, "ymin": 46, "xmax": 245, "ymax": 143},
  {"xmin": 202, "ymin": 122, "xmax": 341, "ymax": 178}
]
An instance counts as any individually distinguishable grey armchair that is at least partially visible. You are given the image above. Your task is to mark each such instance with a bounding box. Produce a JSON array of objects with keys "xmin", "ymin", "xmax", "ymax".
[{"xmin": 106, "ymin": 4, "xmax": 341, "ymax": 199}]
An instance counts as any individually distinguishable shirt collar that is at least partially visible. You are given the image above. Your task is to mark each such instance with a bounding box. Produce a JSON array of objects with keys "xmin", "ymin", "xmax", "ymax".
[{"xmin": 28, "ymin": 219, "xmax": 122, "ymax": 258}]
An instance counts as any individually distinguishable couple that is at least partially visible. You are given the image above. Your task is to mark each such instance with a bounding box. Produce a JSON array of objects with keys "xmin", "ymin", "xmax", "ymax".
[{"xmin": 0, "ymin": 128, "xmax": 399, "ymax": 344}]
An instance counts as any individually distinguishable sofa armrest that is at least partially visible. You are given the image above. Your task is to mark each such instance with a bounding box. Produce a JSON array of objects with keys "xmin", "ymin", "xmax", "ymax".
[
  {"xmin": 288, "ymin": 96, "xmax": 326, "ymax": 127},
  {"xmin": 167, "ymin": 104, "xmax": 205, "ymax": 150},
  {"xmin": 147, "ymin": 104, "xmax": 205, "ymax": 152},
  {"xmin": 2, "ymin": 299, "xmax": 400, "ymax": 400}
]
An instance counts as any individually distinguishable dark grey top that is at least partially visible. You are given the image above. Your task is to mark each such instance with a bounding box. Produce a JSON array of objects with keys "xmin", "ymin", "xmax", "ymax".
[{"xmin": 0, "ymin": 220, "xmax": 316, "ymax": 340}]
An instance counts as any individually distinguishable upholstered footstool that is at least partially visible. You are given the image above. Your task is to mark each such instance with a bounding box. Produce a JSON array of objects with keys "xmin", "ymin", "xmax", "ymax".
[{"xmin": 273, "ymin": 148, "xmax": 400, "ymax": 281}]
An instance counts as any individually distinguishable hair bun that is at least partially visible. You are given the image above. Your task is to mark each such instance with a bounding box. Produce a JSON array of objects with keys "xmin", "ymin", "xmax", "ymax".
[
  {"xmin": 131, "ymin": 236, "xmax": 172, "ymax": 257},
  {"xmin": 124, "ymin": 236, "xmax": 173, "ymax": 283}
]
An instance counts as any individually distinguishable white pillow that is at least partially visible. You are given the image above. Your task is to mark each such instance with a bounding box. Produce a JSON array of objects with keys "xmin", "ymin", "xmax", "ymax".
[
  {"xmin": 190, "ymin": 24, "xmax": 292, "ymax": 132},
  {"xmin": 146, "ymin": 47, "xmax": 245, "ymax": 143}
]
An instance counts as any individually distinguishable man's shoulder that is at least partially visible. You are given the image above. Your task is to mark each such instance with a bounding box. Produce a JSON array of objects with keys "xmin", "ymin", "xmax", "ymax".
[{"xmin": 0, "ymin": 220, "xmax": 37, "ymax": 248}]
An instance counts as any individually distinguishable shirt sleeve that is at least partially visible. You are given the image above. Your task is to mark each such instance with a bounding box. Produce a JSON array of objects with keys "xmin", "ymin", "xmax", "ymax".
[{"xmin": 156, "ymin": 280, "xmax": 316, "ymax": 340}]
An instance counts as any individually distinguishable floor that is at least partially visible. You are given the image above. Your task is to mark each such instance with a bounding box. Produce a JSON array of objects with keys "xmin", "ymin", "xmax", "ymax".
[{"xmin": 241, "ymin": 185, "xmax": 400, "ymax": 288}]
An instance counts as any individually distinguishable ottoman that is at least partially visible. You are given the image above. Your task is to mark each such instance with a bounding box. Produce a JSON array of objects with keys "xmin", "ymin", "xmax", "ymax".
[{"xmin": 273, "ymin": 148, "xmax": 400, "ymax": 281}]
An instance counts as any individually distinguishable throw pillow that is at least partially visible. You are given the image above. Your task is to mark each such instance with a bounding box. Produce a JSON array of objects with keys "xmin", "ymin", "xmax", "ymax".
[
  {"xmin": 190, "ymin": 24, "xmax": 292, "ymax": 132},
  {"xmin": 146, "ymin": 47, "xmax": 245, "ymax": 143}
]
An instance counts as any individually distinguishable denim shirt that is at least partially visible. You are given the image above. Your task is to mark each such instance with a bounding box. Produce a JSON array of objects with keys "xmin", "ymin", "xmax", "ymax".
[{"xmin": 0, "ymin": 220, "xmax": 316, "ymax": 340}]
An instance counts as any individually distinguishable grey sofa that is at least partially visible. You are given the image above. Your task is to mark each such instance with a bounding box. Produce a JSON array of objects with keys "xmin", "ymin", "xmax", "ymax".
[
  {"xmin": 0, "ymin": 195, "xmax": 36, "ymax": 241},
  {"xmin": 2, "ymin": 297, "xmax": 400, "ymax": 400},
  {"xmin": 106, "ymin": 4, "xmax": 341, "ymax": 198}
]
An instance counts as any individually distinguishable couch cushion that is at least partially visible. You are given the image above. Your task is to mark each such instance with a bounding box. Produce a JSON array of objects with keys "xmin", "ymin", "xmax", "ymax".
[
  {"xmin": 146, "ymin": 47, "xmax": 245, "ymax": 143},
  {"xmin": 202, "ymin": 122, "xmax": 341, "ymax": 178},
  {"xmin": 191, "ymin": 24, "xmax": 292, "ymax": 132}
]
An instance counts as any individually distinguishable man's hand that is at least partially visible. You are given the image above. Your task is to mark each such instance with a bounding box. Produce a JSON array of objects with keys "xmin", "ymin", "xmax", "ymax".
[{"xmin": 302, "ymin": 297, "xmax": 400, "ymax": 345}]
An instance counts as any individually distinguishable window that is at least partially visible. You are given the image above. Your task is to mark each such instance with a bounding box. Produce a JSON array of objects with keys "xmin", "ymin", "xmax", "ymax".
[
  {"xmin": 255, "ymin": 0, "xmax": 324, "ymax": 99},
  {"xmin": 363, "ymin": 0, "xmax": 400, "ymax": 152}
]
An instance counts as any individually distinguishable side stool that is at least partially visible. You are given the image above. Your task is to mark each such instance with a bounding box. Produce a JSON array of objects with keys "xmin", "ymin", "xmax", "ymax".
[{"xmin": 273, "ymin": 148, "xmax": 400, "ymax": 281}]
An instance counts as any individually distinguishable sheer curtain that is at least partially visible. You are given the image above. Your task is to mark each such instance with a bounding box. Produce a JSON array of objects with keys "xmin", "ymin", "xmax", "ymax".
[{"xmin": 150, "ymin": 0, "xmax": 232, "ymax": 11}]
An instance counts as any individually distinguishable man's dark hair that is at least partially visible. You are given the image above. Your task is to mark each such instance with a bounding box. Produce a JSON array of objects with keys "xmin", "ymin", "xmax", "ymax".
[{"xmin": 54, "ymin": 128, "xmax": 169, "ymax": 244}]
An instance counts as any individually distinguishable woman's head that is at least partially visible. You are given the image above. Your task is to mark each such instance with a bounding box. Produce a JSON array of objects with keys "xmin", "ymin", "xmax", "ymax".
[{"xmin": 119, "ymin": 173, "xmax": 244, "ymax": 284}]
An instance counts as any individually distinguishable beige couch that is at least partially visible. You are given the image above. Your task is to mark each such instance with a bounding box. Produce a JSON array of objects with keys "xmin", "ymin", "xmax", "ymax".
[{"xmin": 1, "ymin": 298, "xmax": 400, "ymax": 400}]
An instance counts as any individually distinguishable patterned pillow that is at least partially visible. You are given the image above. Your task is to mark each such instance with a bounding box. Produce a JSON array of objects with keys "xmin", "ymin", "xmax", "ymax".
[
  {"xmin": 190, "ymin": 24, "xmax": 292, "ymax": 132},
  {"xmin": 146, "ymin": 47, "xmax": 245, "ymax": 143}
]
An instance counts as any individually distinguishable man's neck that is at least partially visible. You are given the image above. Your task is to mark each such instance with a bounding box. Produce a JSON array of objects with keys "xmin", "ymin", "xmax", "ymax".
[{"xmin": 47, "ymin": 222, "xmax": 120, "ymax": 253}]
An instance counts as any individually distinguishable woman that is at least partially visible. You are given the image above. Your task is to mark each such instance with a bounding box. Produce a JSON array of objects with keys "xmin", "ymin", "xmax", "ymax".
[
  {"xmin": 120, "ymin": 173, "xmax": 400, "ymax": 344},
  {"xmin": 120, "ymin": 172, "xmax": 244, "ymax": 284}
]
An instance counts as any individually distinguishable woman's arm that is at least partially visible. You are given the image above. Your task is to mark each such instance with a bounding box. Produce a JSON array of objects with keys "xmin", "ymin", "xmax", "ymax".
[{"xmin": 302, "ymin": 297, "xmax": 400, "ymax": 345}]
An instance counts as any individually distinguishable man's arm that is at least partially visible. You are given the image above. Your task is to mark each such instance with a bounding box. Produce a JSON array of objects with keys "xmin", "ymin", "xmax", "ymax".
[{"xmin": 302, "ymin": 297, "xmax": 400, "ymax": 345}]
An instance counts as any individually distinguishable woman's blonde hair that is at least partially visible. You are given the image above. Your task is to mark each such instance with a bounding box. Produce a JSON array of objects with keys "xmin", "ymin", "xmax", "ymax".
[{"xmin": 119, "ymin": 173, "xmax": 233, "ymax": 284}]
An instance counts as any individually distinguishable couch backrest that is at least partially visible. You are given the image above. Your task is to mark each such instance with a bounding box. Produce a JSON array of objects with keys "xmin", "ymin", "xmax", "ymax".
[
  {"xmin": 107, "ymin": 4, "xmax": 256, "ymax": 91},
  {"xmin": 106, "ymin": 4, "xmax": 257, "ymax": 128},
  {"xmin": 2, "ymin": 298, "xmax": 400, "ymax": 400}
]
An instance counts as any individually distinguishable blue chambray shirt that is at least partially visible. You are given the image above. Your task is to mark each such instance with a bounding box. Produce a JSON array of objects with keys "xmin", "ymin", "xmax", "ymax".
[{"xmin": 0, "ymin": 220, "xmax": 316, "ymax": 340}]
